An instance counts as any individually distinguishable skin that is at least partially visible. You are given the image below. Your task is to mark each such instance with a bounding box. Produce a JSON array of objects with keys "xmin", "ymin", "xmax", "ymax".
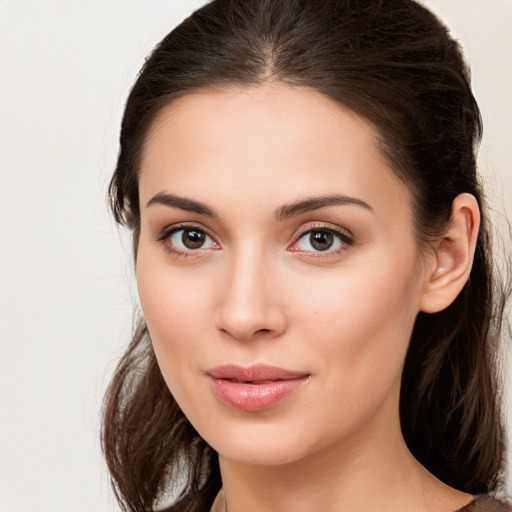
[{"xmin": 136, "ymin": 84, "xmax": 479, "ymax": 512}]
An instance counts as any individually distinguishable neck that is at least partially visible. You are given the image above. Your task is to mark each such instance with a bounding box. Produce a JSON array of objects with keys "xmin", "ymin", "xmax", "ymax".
[{"xmin": 217, "ymin": 397, "xmax": 471, "ymax": 512}]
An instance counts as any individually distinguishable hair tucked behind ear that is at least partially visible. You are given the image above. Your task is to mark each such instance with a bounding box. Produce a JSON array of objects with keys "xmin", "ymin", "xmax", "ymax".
[
  {"xmin": 103, "ymin": 0, "xmax": 510, "ymax": 510},
  {"xmin": 400, "ymin": 223, "xmax": 509, "ymax": 492}
]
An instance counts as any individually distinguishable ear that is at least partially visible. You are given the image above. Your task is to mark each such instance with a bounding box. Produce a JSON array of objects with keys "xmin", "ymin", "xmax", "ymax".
[{"xmin": 420, "ymin": 193, "xmax": 480, "ymax": 314}]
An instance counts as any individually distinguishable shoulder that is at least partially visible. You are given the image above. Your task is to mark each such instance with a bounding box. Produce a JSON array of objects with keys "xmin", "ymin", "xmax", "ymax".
[{"xmin": 457, "ymin": 495, "xmax": 512, "ymax": 512}]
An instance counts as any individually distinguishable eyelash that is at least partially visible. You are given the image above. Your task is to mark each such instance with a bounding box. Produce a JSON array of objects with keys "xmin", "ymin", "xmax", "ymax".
[
  {"xmin": 156, "ymin": 223, "xmax": 355, "ymax": 259},
  {"xmin": 156, "ymin": 223, "xmax": 218, "ymax": 258},
  {"xmin": 289, "ymin": 224, "xmax": 355, "ymax": 256}
]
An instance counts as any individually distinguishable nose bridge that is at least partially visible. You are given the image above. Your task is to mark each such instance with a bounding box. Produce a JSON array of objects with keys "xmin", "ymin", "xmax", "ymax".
[{"xmin": 215, "ymin": 243, "xmax": 285, "ymax": 340}]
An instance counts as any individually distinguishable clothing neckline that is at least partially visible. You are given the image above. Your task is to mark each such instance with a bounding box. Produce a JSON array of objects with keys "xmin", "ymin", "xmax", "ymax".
[{"xmin": 210, "ymin": 491, "xmax": 510, "ymax": 512}]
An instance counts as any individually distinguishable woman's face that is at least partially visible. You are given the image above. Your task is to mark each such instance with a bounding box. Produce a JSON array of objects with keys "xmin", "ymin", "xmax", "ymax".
[{"xmin": 136, "ymin": 85, "xmax": 430, "ymax": 466}]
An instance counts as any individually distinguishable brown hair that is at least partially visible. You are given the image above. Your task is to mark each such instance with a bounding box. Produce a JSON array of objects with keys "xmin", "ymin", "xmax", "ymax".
[{"xmin": 102, "ymin": 0, "xmax": 510, "ymax": 510}]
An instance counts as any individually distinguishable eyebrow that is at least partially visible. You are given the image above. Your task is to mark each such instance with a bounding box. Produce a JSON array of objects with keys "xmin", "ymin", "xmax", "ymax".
[
  {"xmin": 276, "ymin": 194, "xmax": 374, "ymax": 221},
  {"xmin": 146, "ymin": 192, "xmax": 218, "ymax": 217},
  {"xmin": 146, "ymin": 192, "xmax": 373, "ymax": 220}
]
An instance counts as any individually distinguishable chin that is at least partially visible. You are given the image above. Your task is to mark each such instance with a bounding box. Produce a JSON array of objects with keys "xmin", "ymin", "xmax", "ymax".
[
  {"xmin": 217, "ymin": 443, "xmax": 305, "ymax": 467},
  {"xmin": 198, "ymin": 419, "xmax": 317, "ymax": 467}
]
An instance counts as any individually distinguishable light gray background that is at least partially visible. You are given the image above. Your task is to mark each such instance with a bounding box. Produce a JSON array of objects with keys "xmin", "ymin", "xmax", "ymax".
[{"xmin": 0, "ymin": 1, "xmax": 511, "ymax": 511}]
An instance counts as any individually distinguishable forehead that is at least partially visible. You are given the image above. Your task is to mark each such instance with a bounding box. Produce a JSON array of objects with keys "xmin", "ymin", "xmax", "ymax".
[{"xmin": 138, "ymin": 84, "xmax": 411, "ymax": 222}]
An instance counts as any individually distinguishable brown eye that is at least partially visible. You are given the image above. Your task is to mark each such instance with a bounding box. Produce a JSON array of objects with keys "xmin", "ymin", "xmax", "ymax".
[
  {"xmin": 165, "ymin": 227, "xmax": 217, "ymax": 252},
  {"xmin": 182, "ymin": 229, "xmax": 206, "ymax": 249},
  {"xmin": 291, "ymin": 227, "xmax": 352, "ymax": 254},
  {"xmin": 309, "ymin": 231, "xmax": 334, "ymax": 251}
]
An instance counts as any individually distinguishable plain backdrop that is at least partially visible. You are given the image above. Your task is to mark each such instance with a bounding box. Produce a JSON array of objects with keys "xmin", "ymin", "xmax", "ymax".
[{"xmin": 0, "ymin": 1, "xmax": 511, "ymax": 511}]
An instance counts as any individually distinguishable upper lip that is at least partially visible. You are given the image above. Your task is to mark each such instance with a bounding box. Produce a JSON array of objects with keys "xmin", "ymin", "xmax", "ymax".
[{"xmin": 206, "ymin": 364, "xmax": 310, "ymax": 382}]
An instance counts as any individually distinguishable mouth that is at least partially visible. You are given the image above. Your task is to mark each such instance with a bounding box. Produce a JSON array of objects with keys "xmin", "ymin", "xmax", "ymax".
[
  {"xmin": 223, "ymin": 378, "xmax": 284, "ymax": 384},
  {"xmin": 206, "ymin": 364, "xmax": 311, "ymax": 412}
]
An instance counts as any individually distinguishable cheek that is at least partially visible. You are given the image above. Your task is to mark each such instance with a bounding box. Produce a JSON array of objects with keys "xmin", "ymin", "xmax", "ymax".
[
  {"xmin": 298, "ymin": 255, "xmax": 422, "ymax": 388},
  {"xmin": 136, "ymin": 242, "xmax": 209, "ymax": 333},
  {"xmin": 136, "ymin": 259, "xmax": 214, "ymax": 419},
  {"xmin": 136, "ymin": 249, "xmax": 203, "ymax": 369}
]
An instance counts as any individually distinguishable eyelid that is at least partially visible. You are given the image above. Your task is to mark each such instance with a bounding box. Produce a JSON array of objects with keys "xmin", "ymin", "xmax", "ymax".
[
  {"xmin": 156, "ymin": 222, "xmax": 216, "ymax": 241},
  {"xmin": 155, "ymin": 222, "xmax": 220, "ymax": 256},
  {"xmin": 288, "ymin": 222, "xmax": 355, "ymax": 254},
  {"xmin": 292, "ymin": 221, "xmax": 354, "ymax": 239}
]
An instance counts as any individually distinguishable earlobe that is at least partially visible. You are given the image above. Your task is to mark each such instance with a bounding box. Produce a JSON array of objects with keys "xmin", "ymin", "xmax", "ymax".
[{"xmin": 420, "ymin": 193, "xmax": 480, "ymax": 314}]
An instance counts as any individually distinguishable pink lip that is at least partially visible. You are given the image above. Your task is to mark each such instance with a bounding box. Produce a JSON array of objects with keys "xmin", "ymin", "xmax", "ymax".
[{"xmin": 206, "ymin": 364, "xmax": 310, "ymax": 412}]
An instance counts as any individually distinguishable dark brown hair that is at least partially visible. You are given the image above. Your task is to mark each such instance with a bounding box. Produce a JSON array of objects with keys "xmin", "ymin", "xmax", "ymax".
[{"xmin": 102, "ymin": 1, "xmax": 510, "ymax": 510}]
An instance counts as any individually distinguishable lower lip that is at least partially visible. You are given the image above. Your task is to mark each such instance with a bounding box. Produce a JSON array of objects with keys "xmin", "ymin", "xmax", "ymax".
[{"xmin": 208, "ymin": 375, "xmax": 309, "ymax": 412}]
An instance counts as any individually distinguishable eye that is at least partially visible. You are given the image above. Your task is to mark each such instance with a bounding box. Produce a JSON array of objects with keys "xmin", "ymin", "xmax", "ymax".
[
  {"xmin": 159, "ymin": 226, "xmax": 218, "ymax": 254},
  {"xmin": 291, "ymin": 227, "xmax": 353, "ymax": 254}
]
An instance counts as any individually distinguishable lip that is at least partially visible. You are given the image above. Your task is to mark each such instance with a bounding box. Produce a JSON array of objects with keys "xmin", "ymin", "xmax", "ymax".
[{"xmin": 206, "ymin": 364, "xmax": 311, "ymax": 412}]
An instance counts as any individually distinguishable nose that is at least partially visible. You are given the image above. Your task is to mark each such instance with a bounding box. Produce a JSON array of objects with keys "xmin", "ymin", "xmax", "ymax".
[{"xmin": 214, "ymin": 250, "xmax": 287, "ymax": 341}]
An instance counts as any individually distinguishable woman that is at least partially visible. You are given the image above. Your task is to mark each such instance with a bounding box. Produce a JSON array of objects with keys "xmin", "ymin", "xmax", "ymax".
[{"xmin": 102, "ymin": 0, "xmax": 511, "ymax": 511}]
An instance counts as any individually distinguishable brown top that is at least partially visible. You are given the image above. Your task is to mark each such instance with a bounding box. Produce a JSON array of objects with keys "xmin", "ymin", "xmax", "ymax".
[
  {"xmin": 210, "ymin": 491, "xmax": 512, "ymax": 512},
  {"xmin": 457, "ymin": 495, "xmax": 512, "ymax": 512}
]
